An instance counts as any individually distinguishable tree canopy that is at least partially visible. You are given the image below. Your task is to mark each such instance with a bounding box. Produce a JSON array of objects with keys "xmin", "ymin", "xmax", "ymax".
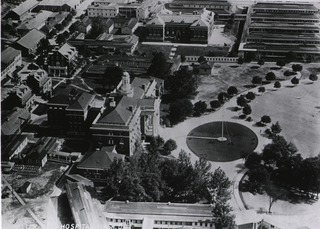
[
  {"xmin": 169, "ymin": 99, "xmax": 193, "ymax": 124},
  {"xmin": 227, "ymin": 86, "xmax": 238, "ymax": 96},
  {"xmin": 166, "ymin": 68, "xmax": 198, "ymax": 99},
  {"xmin": 147, "ymin": 52, "xmax": 170, "ymax": 80}
]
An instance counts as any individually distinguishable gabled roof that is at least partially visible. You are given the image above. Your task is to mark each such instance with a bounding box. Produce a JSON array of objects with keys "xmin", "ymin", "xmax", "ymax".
[
  {"xmin": 1, "ymin": 108, "xmax": 31, "ymax": 136},
  {"xmin": 17, "ymin": 10, "xmax": 53, "ymax": 31},
  {"xmin": 146, "ymin": 16, "xmax": 165, "ymax": 26},
  {"xmin": 12, "ymin": 0, "xmax": 39, "ymax": 16},
  {"xmin": 98, "ymin": 96, "xmax": 137, "ymax": 125},
  {"xmin": 105, "ymin": 18, "xmax": 114, "ymax": 28},
  {"xmin": 80, "ymin": 16, "xmax": 91, "ymax": 27},
  {"xmin": 17, "ymin": 29, "xmax": 46, "ymax": 50},
  {"xmin": 66, "ymin": 92, "xmax": 95, "ymax": 110},
  {"xmin": 48, "ymin": 89, "xmax": 94, "ymax": 111},
  {"xmin": 77, "ymin": 146, "xmax": 124, "ymax": 170},
  {"xmin": 1, "ymin": 47, "xmax": 21, "ymax": 65},
  {"xmin": 14, "ymin": 84, "xmax": 32, "ymax": 99},
  {"xmin": 191, "ymin": 19, "xmax": 209, "ymax": 27},
  {"xmin": 58, "ymin": 43, "xmax": 77, "ymax": 61},
  {"xmin": 123, "ymin": 18, "xmax": 138, "ymax": 29}
]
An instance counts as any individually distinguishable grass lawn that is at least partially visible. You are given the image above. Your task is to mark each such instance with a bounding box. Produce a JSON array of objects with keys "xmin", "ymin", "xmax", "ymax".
[{"xmin": 187, "ymin": 122, "xmax": 258, "ymax": 162}]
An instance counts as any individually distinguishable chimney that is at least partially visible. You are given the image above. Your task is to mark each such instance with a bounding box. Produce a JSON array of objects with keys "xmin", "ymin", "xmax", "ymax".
[
  {"xmin": 109, "ymin": 97, "xmax": 116, "ymax": 107},
  {"xmin": 128, "ymin": 105, "xmax": 133, "ymax": 112},
  {"xmin": 141, "ymin": 84, "xmax": 145, "ymax": 90}
]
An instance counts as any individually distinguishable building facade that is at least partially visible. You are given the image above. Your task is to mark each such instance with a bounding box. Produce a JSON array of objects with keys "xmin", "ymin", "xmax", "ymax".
[
  {"xmin": 48, "ymin": 43, "xmax": 78, "ymax": 77},
  {"xmin": 1, "ymin": 47, "xmax": 22, "ymax": 80},
  {"xmin": 47, "ymin": 89, "xmax": 95, "ymax": 134},
  {"xmin": 145, "ymin": 9, "xmax": 215, "ymax": 44},
  {"xmin": 90, "ymin": 72, "xmax": 161, "ymax": 156}
]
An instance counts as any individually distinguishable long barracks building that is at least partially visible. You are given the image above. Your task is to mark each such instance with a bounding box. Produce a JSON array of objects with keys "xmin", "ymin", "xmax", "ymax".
[{"xmin": 239, "ymin": 1, "xmax": 320, "ymax": 62}]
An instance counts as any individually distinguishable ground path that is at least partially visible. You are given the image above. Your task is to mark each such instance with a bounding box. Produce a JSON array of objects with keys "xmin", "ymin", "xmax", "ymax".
[
  {"xmin": 159, "ymin": 70, "xmax": 320, "ymax": 227},
  {"xmin": 2, "ymin": 176, "xmax": 45, "ymax": 229}
]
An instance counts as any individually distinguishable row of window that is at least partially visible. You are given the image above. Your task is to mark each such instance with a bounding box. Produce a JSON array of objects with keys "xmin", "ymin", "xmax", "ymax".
[
  {"xmin": 253, "ymin": 9, "xmax": 317, "ymax": 14},
  {"xmin": 247, "ymin": 39, "xmax": 320, "ymax": 45}
]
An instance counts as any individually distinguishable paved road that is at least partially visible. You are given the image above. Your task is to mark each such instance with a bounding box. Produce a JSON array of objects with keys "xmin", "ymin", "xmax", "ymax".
[{"xmin": 2, "ymin": 176, "xmax": 45, "ymax": 229}]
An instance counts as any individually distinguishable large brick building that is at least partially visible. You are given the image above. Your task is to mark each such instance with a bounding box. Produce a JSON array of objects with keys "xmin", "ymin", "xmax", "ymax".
[
  {"xmin": 90, "ymin": 72, "xmax": 162, "ymax": 156},
  {"xmin": 145, "ymin": 9, "xmax": 215, "ymax": 44}
]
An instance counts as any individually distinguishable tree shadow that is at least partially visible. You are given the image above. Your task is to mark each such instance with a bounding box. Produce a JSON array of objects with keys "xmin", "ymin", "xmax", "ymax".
[
  {"xmin": 285, "ymin": 85, "xmax": 295, "ymax": 88},
  {"xmin": 232, "ymin": 115, "xmax": 241, "ymax": 119},
  {"xmin": 303, "ymin": 81, "xmax": 314, "ymax": 85},
  {"xmin": 226, "ymin": 106, "xmax": 240, "ymax": 111},
  {"xmin": 244, "ymin": 84, "xmax": 257, "ymax": 89}
]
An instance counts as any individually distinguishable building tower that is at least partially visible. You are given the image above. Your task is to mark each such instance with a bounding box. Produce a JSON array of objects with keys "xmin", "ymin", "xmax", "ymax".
[{"xmin": 118, "ymin": 72, "xmax": 134, "ymax": 97}]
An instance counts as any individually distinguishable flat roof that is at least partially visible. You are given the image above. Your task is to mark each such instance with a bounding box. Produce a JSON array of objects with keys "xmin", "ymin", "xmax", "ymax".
[
  {"xmin": 253, "ymin": 2, "xmax": 318, "ymax": 11},
  {"xmin": 247, "ymin": 33, "xmax": 320, "ymax": 41},
  {"xmin": 104, "ymin": 201, "xmax": 213, "ymax": 217},
  {"xmin": 251, "ymin": 12, "xmax": 319, "ymax": 19},
  {"xmin": 249, "ymin": 22, "xmax": 320, "ymax": 29}
]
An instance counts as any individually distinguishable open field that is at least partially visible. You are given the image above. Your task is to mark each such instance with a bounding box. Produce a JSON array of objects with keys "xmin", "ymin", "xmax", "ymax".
[{"xmin": 2, "ymin": 162, "xmax": 64, "ymax": 229}]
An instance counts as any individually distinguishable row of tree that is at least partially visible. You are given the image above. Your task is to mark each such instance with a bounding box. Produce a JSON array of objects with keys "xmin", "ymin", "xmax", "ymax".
[{"xmin": 100, "ymin": 150, "xmax": 235, "ymax": 228}]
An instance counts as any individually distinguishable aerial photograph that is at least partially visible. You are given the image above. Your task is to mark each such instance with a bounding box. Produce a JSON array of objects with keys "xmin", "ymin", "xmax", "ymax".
[{"xmin": 1, "ymin": 0, "xmax": 320, "ymax": 228}]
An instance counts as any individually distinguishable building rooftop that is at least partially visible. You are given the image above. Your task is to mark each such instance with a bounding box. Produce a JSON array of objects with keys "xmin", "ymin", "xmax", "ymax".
[
  {"xmin": 48, "ymin": 90, "xmax": 95, "ymax": 111},
  {"xmin": 3, "ymin": 134, "xmax": 28, "ymax": 159},
  {"xmin": 77, "ymin": 146, "xmax": 124, "ymax": 170},
  {"xmin": 1, "ymin": 108, "xmax": 31, "ymax": 136},
  {"xmin": 252, "ymin": 2, "xmax": 318, "ymax": 11},
  {"xmin": 12, "ymin": 0, "xmax": 39, "ymax": 17},
  {"xmin": 17, "ymin": 28, "xmax": 46, "ymax": 50},
  {"xmin": 170, "ymin": 0, "xmax": 231, "ymax": 6},
  {"xmin": 123, "ymin": 17, "xmax": 138, "ymax": 29},
  {"xmin": 58, "ymin": 43, "xmax": 77, "ymax": 61},
  {"xmin": 251, "ymin": 12, "xmax": 319, "ymax": 20},
  {"xmin": 249, "ymin": 22, "xmax": 319, "ymax": 30},
  {"xmin": 98, "ymin": 96, "xmax": 138, "ymax": 125},
  {"xmin": 104, "ymin": 201, "xmax": 213, "ymax": 217},
  {"xmin": 17, "ymin": 10, "xmax": 53, "ymax": 31},
  {"xmin": 1, "ymin": 47, "xmax": 21, "ymax": 65},
  {"xmin": 65, "ymin": 182, "xmax": 107, "ymax": 228}
]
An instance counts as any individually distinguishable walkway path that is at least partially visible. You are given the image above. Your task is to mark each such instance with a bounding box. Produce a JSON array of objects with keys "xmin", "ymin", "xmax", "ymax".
[
  {"xmin": 159, "ymin": 69, "xmax": 307, "ymax": 212},
  {"xmin": 2, "ymin": 176, "xmax": 45, "ymax": 229}
]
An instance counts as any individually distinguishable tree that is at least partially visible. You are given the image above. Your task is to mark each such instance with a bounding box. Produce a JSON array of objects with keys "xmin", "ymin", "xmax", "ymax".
[
  {"xmin": 62, "ymin": 19, "xmax": 68, "ymax": 27},
  {"xmin": 285, "ymin": 51, "xmax": 296, "ymax": 62},
  {"xmin": 265, "ymin": 182, "xmax": 288, "ymax": 213},
  {"xmin": 210, "ymin": 100, "xmax": 221, "ymax": 109},
  {"xmin": 236, "ymin": 95, "xmax": 247, "ymax": 107},
  {"xmin": 245, "ymin": 152, "xmax": 262, "ymax": 170},
  {"xmin": 169, "ymin": 99, "xmax": 193, "ymax": 124},
  {"xmin": 180, "ymin": 55, "xmax": 186, "ymax": 62},
  {"xmin": 274, "ymin": 81, "xmax": 281, "ymax": 89},
  {"xmin": 147, "ymin": 52, "xmax": 169, "ymax": 79},
  {"xmin": 242, "ymin": 104, "xmax": 252, "ymax": 115},
  {"xmin": 258, "ymin": 86, "xmax": 266, "ymax": 93},
  {"xmin": 198, "ymin": 55, "xmax": 206, "ymax": 63},
  {"xmin": 258, "ymin": 59, "xmax": 265, "ymax": 66},
  {"xmin": 218, "ymin": 92, "xmax": 229, "ymax": 104},
  {"xmin": 210, "ymin": 168, "xmax": 235, "ymax": 229},
  {"xmin": 237, "ymin": 57, "xmax": 244, "ymax": 64},
  {"xmin": 162, "ymin": 139, "xmax": 177, "ymax": 155},
  {"xmin": 212, "ymin": 202, "xmax": 235, "ymax": 229},
  {"xmin": 309, "ymin": 74, "xmax": 318, "ymax": 83},
  {"xmin": 245, "ymin": 91, "xmax": 255, "ymax": 100},
  {"xmin": 69, "ymin": 20, "xmax": 80, "ymax": 33},
  {"xmin": 227, "ymin": 86, "xmax": 238, "ymax": 97},
  {"xmin": 291, "ymin": 77, "xmax": 299, "ymax": 86},
  {"xmin": 63, "ymin": 30, "xmax": 70, "ymax": 39},
  {"xmin": 266, "ymin": 72, "xmax": 276, "ymax": 81},
  {"xmin": 276, "ymin": 60, "xmax": 286, "ymax": 68},
  {"xmin": 56, "ymin": 33, "xmax": 66, "ymax": 44},
  {"xmin": 252, "ymin": 76, "xmax": 262, "ymax": 85},
  {"xmin": 292, "ymin": 64, "xmax": 303, "ymax": 72},
  {"xmin": 88, "ymin": 16, "xmax": 107, "ymax": 39},
  {"xmin": 261, "ymin": 115, "xmax": 271, "ymax": 124},
  {"xmin": 147, "ymin": 135, "xmax": 165, "ymax": 153},
  {"xmin": 166, "ymin": 68, "xmax": 198, "ymax": 99},
  {"xmin": 271, "ymin": 122, "xmax": 282, "ymax": 135},
  {"xmin": 71, "ymin": 9, "xmax": 77, "ymax": 16},
  {"xmin": 193, "ymin": 100, "xmax": 207, "ymax": 116},
  {"xmin": 248, "ymin": 166, "xmax": 270, "ymax": 193}
]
